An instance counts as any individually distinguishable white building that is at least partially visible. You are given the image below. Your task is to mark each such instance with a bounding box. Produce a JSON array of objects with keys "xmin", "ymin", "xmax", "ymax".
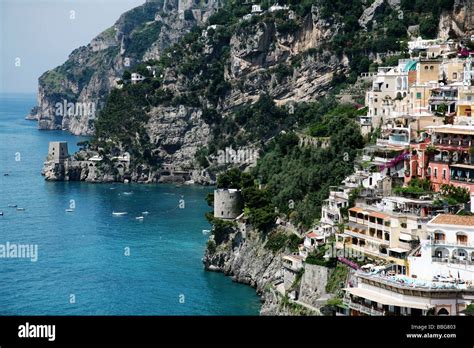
[
  {"xmin": 320, "ymin": 188, "xmax": 349, "ymax": 234},
  {"xmin": 409, "ymin": 214, "xmax": 474, "ymax": 281},
  {"xmin": 131, "ymin": 73, "xmax": 146, "ymax": 84},
  {"xmin": 366, "ymin": 61, "xmax": 410, "ymax": 128},
  {"xmin": 408, "ymin": 37, "xmax": 442, "ymax": 54},
  {"xmin": 251, "ymin": 4, "xmax": 262, "ymax": 13}
]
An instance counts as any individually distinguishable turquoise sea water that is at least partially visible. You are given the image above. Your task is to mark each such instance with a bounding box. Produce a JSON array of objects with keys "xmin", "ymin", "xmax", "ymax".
[{"xmin": 0, "ymin": 93, "xmax": 260, "ymax": 315}]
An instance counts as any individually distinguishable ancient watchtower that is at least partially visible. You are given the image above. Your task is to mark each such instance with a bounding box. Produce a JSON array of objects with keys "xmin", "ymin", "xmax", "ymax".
[
  {"xmin": 47, "ymin": 142, "xmax": 69, "ymax": 164},
  {"xmin": 214, "ymin": 189, "xmax": 244, "ymax": 220}
]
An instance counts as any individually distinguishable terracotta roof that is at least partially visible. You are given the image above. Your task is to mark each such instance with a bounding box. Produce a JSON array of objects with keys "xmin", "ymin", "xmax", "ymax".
[
  {"xmin": 370, "ymin": 211, "xmax": 390, "ymax": 220},
  {"xmin": 430, "ymin": 214, "xmax": 474, "ymax": 227},
  {"xmin": 306, "ymin": 231, "xmax": 320, "ymax": 238},
  {"xmin": 349, "ymin": 207, "xmax": 363, "ymax": 213}
]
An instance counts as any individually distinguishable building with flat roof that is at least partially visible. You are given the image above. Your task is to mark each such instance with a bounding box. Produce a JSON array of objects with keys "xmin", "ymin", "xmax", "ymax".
[{"xmin": 343, "ymin": 271, "xmax": 474, "ymax": 316}]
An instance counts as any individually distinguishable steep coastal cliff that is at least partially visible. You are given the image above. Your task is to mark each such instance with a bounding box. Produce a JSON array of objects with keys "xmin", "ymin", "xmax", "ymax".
[
  {"xmin": 27, "ymin": 0, "xmax": 221, "ymax": 135},
  {"xmin": 203, "ymin": 223, "xmax": 335, "ymax": 315},
  {"xmin": 33, "ymin": 0, "xmax": 474, "ymax": 315}
]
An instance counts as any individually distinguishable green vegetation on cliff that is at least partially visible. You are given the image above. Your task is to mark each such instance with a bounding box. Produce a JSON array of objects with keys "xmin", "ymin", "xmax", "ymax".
[{"xmin": 215, "ymin": 98, "xmax": 365, "ymax": 230}]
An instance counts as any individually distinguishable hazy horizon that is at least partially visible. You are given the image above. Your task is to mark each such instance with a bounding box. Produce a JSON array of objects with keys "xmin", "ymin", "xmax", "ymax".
[{"xmin": 0, "ymin": 0, "xmax": 145, "ymax": 94}]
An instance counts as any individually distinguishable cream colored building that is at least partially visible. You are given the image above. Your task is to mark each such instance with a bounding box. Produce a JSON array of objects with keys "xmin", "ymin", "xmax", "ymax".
[
  {"xmin": 416, "ymin": 59, "xmax": 441, "ymax": 84},
  {"xmin": 366, "ymin": 62, "xmax": 410, "ymax": 128}
]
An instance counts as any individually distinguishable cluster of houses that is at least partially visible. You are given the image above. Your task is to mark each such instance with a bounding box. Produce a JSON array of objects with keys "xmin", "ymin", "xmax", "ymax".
[{"xmin": 213, "ymin": 36, "xmax": 474, "ymax": 316}]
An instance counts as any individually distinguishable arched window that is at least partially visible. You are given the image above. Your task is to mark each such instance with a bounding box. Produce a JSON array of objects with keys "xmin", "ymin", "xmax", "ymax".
[{"xmin": 437, "ymin": 308, "xmax": 449, "ymax": 316}]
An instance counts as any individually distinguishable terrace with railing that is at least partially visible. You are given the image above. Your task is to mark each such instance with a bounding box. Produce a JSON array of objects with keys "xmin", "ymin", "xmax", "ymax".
[{"xmin": 342, "ymin": 296, "xmax": 385, "ymax": 316}]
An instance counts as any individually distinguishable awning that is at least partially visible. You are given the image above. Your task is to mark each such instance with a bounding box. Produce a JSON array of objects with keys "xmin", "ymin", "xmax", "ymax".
[
  {"xmin": 429, "ymin": 126, "xmax": 474, "ymax": 135},
  {"xmin": 344, "ymin": 287, "xmax": 432, "ymax": 310},
  {"xmin": 430, "ymin": 100, "xmax": 455, "ymax": 106},
  {"xmin": 450, "ymin": 163, "xmax": 474, "ymax": 169},
  {"xmin": 399, "ymin": 233, "xmax": 413, "ymax": 242},
  {"xmin": 388, "ymin": 247, "xmax": 409, "ymax": 253}
]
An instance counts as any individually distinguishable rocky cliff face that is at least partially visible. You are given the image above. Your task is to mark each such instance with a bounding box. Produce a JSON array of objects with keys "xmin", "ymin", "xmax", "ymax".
[
  {"xmin": 439, "ymin": 0, "xmax": 474, "ymax": 39},
  {"xmin": 146, "ymin": 106, "xmax": 211, "ymax": 168},
  {"xmin": 222, "ymin": 7, "xmax": 345, "ymax": 109},
  {"xmin": 32, "ymin": 0, "xmax": 474, "ymax": 176},
  {"xmin": 203, "ymin": 227, "xmax": 283, "ymax": 296},
  {"xmin": 203, "ymin": 224, "xmax": 330, "ymax": 315},
  {"xmin": 27, "ymin": 0, "xmax": 221, "ymax": 135},
  {"xmin": 134, "ymin": 8, "xmax": 347, "ymax": 172}
]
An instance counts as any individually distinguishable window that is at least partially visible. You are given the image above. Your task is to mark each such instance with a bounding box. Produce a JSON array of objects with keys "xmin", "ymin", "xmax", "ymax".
[
  {"xmin": 434, "ymin": 168, "xmax": 438, "ymax": 178},
  {"xmin": 430, "ymin": 66, "xmax": 434, "ymax": 70},
  {"xmin": 416, "ymin": 92, "xmax": 422, "ymax": 99},
  {"xmin": 442, "ymin": 169, "xmax": 446, "ymax": 179},
  {"xmin": 453, "ymin": 72, "xmax": 458, "ymax": 79},
  {"xmin": 424, "ymin": 66, "xmax": 429, "ymax": 70},
  {"xmin": 374, "ymin": 108, "xmax": 378, "ymax": 115},
  {"xmin": 386, "ymin": 84, "xmax": 389, "ymax": 89}
]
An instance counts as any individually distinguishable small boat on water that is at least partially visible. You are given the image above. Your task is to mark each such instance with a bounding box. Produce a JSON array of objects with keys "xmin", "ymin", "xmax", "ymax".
[
  {"xmin": 65, "ymin": 209, "xmax": 74, "ymax": 212},
  {"xmin": 7, "ymin": 204, "xmax": 17, "ymax": 208},
  {"xmin": 123, "ymin": 192, "xmax": 133, "ymax": 195},
  {"xmin": 202, "ymin": 229, "xmax": 211, "ymax": 235},
  {"xmin": 16, "ymin": 207, "xmax": 25, "ymax": 211},
  {"xmin": 112, "ymin": 211, "xmax": 128, "ymax": 216},
  {"xmin": 0, "ymin": 212, "xmax": 3, "ymax": 216},
  {"xmin": 142, "ymin": 211, "xmax": 149, "ymax": 215},
  {"xmin": 135, "ymin": 216, "xmax": 144, "ymax": 220}
]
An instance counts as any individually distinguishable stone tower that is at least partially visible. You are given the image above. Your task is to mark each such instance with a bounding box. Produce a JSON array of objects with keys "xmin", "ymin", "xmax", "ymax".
[
  {"xmin": 214, "ymin": 189, "xmax": 244, "ymax": 220},
  {"xmin": 47, "ymin": 142, "xmax": 69, "ymax": 164}
]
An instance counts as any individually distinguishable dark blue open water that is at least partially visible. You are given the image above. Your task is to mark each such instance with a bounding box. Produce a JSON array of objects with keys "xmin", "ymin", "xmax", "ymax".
[{"xmin": 0, "ymin": 93, "xmax": 260, "ymax": 315}]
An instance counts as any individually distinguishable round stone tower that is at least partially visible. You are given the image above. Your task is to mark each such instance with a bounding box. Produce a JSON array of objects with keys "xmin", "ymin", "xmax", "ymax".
[{"xmin": 214, "ymin": 189, "xmax": 244, "ymax": 220}]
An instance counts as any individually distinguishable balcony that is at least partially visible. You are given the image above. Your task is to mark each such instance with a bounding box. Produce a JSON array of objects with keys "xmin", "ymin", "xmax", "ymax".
[
  {"xmin": 343, "ymin": 297, "xmax": 385, "ymax": 316},
  {"xmin": 457, "ymin": 99, "xmax": 474, "ymax": 106},
  {"xmin": 451, "ymin": 177, "xmax": 474, "ymax": 183},
  {"xmin": 433, "ymin": 138, "xmax": 472, "ymax": 147},
  {"xmin": 432, "ymin": 257, "xmax": 474, "ymax": 265},
  {"xmin": 431, "ymin": 240, "xmax": 473, "ymax": 247},
  {"xmin": 388, "ymin": 137, "xmax": 410, "ymax": 147},
  {"xmin": 432, "ymin": 154, "xmax": 450, "ymax": 163}
]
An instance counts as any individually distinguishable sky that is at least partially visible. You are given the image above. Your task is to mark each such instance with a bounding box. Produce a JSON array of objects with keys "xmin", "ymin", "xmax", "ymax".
[{"xmin": 0, "ymin": 0, "xmax": 145, "ymax": 94}]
